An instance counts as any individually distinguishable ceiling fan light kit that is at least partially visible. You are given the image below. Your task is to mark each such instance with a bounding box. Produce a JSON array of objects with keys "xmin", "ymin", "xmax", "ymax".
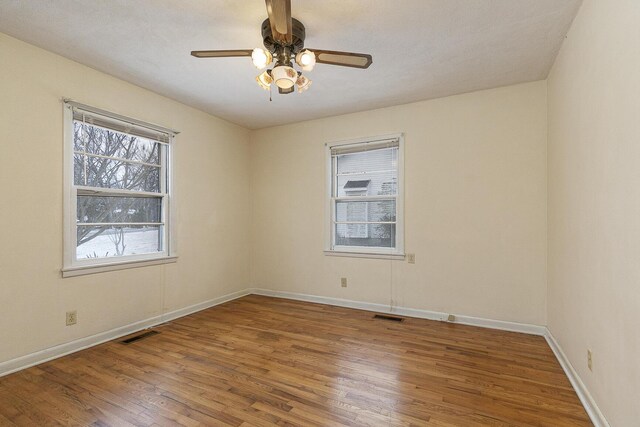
[{"xmin": 190, "ymin": 0, "xmax": 372, "ymax": 96}]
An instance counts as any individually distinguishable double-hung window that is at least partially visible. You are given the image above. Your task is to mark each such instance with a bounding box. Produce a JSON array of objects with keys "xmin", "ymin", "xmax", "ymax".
[
  {"xmin": 62, "ymin": 102, "xmax": 177, "ymax": 276},
  {"xmin": 326, "ymin": 134, "xmax": 404, "ymax": 257}
]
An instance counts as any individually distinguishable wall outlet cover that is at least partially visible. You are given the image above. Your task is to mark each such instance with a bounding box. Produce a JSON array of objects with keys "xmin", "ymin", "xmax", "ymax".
[{"xmin": 66, "ymin": 310, "xmax": 77, "ymax": 326}]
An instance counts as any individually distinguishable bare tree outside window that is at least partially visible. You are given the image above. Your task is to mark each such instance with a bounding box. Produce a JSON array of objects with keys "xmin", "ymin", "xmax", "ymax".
[{"xmin": 73, "ymin": 121, "xmax": 164, "ymax": 258}]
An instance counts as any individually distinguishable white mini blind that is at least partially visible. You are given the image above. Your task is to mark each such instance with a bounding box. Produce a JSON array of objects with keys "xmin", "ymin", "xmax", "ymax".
[
  {"xmin": 65, "ymin": 100, "xmax": 177, "ymax": 144},
  {"xmin": 330, "ymin": 137, "xmax": 399, "ymax": 156}
]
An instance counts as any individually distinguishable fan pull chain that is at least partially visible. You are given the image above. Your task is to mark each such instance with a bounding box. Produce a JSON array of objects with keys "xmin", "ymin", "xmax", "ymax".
[{"xmin": 269, "ymin": 84, "xmax": 273, "ymax": 102}]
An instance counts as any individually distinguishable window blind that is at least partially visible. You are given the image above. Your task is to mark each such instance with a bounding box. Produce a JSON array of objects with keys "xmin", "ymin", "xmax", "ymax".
[
  {"xmin": 330, "ymin": 137, "xmax": 399, "ymax": 156},
  {"xmin": 65, "ymin": 100, "xmax": 177, "ymax": 143}
]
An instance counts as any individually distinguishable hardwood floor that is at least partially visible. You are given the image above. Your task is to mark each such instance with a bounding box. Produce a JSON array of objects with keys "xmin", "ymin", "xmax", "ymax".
[{"xmin": 0, "ymin": 295, "xmax": 591, "ymax": 426}]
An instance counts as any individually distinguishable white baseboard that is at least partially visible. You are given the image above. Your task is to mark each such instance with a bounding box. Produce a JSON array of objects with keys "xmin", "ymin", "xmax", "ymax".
[
  {"xmin": 544, "ymin": 330, "xmax": 610, "ymax": 427},
  {"xmin": 0, "ymin": 289, "xmax": 250, "ymax": 378},
  {"xmin": 0, "ymin": 288, "xmax": 546, "ymax": 378},
  {"xmin": 250, "ymin": 288, "xmax": 547, "ymax": 335},
  {"xmin": 0, "ymin": 286, "xmax": 606, "ymax": 427}
]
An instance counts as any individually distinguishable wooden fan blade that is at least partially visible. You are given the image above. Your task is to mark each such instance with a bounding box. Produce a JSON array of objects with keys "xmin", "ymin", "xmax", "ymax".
[
  {"xmin": 308, "ymin": 49, "xmax": 373, "ymax": 69},
  {"xmin": 265, "ymin": 0, "xmax": 292, "ymax": 44},
  {"xmin": 190, "ymin": 49, "xmax": 253, "ymax": 58}
]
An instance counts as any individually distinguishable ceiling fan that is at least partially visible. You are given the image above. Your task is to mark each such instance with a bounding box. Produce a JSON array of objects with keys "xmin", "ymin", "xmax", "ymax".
[{"xmin": 190, "ymin": 0, "xmax": 373, "ymax": 95}]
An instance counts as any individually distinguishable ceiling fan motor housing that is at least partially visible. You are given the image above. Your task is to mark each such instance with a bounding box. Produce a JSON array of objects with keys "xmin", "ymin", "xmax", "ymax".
[{"xmin": 261, "ymin": 18, "xmax": 306, "ymax": 55}]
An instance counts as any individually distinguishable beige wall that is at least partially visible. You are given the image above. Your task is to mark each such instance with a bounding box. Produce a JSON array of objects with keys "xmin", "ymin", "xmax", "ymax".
[
  {"xmin": 250, "ymin": 81, "xmax": 548, "ymax": 325},
  {"xmin": 0, "ymin": 33, "xmax": 252, "ymax": 363},
  {"xmin": 3, "ymin": 4, "xmax": 637, "ymax": 420},
  {"xmin": 547, "ymin": 0, "xmax": 640, "ymax": 425}
]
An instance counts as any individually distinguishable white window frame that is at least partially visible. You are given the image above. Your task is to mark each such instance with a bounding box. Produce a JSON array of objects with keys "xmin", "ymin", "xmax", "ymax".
[
  {"xmin": 62, "ymin": 101, "xmax": 178, "ymax": 277},
  {"xmin": 324, "ymin": 133, "xmax": 405, "ymax": 260}
]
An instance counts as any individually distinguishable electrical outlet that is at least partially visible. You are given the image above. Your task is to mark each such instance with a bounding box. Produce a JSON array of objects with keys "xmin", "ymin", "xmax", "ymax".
[
  {"xmin": 66, "ymin": 310, "xmax": 77, "ymax": 326},
  {"xmin": 447, "ymin": 314, "xmax": 456, "ymax": 322},
  {"xmin": 587, "ymin": 349, "xmax": 593, "ymax": 371},
  {"xmin": 341, "ymin": 277, "xmax": 347, "ymax": 287},
  {"xmin": 407, "ymin": 253, "xmax": 416, "ymax": 264}
]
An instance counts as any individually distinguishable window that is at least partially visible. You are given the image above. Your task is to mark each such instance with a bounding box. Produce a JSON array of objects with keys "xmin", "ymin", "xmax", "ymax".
[
  {"xmin": 63, "ymin": 102, "xmax": 177, "ymax": 276},
  {"xmin": 326, "ymin": 134, "xmax": 404, "ymax": 257}
]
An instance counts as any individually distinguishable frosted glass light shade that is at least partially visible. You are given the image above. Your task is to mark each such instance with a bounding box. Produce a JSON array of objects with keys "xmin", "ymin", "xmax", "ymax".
[
  {"xmin": 256, "ymin": 70, "xmax": 273, "ymax": 90},
  {"xmin": 295, "ymin": 49, "xmax": 316, "ymax": 71},
  {"xmin": 296, "ymin": 75, "xmax": 312, "ymax": 93},
  {"xmin": 251, "ymin": 48, "xmax": 272, "ymax": 69},
  {"xmin": 272, "ymin": 66, "xmax": 297, "ymax": 89}
]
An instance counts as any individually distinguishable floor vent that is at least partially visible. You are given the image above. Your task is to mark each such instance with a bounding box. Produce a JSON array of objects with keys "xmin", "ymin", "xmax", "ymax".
[
  {"xmin": 120, "ymin": 330, "xmax": 159, "ymax": 344},
  {"xmin": 373, "ymin": 314, "xmax": 404, "ymax": 322}
]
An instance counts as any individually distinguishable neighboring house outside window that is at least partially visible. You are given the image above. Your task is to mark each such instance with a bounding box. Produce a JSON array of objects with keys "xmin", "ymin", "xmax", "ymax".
[
  {"xmin": 62, "ymin": 101, "xmax": 177, "ymax": 277},
  {"xmin": 343, "ymin": 180, "xmax": 370, "ymax": 238},
  {"xmin": 326, "ymin": 134, "xmax": 404, "ymax": 257}
]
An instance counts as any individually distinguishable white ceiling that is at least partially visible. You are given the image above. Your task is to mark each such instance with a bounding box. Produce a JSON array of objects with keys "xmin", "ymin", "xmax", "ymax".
[{"xmin": 0, "ymin": 0, "xmax": 581, "ymax": 129}]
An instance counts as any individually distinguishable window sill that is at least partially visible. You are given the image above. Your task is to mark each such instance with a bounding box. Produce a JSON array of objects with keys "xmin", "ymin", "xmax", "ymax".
[
  {"xmin": 62, "ymin": 256, "xmax": 178, "ymax": 278},
  {"xmin": 324, "ymin": 250, "xmax": 405, "ymax": 260}
]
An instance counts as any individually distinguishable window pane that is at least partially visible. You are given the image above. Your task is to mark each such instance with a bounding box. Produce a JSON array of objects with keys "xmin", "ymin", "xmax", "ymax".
[
  {"xmin": 85, "ymin": 156, "xmax": 160, "ymax": 192},
  {"xmin": 76, "ymin": 225, "xmax": 162, "ymax": 259},
  {"xmin": 73, "ymin": 121, "xmax": 160, "ymax": 164},
  {"xmin": 330, "ymin": 140, "xmax": 401, "ymax": 253},
  {"xmin": 336, "ymin": 200, "xmax": 396, "ymax": 223},
  {"xmin": 335, "ymin": 223, "xmax": 396, "ymax": 248},
  {"xmin": 336, "ymin": 147, "xmax": 397, "ymax": 175},
  {"xmin": 77, "ymin": 196, "xmax": 161, "ymax": 224},
  {"xmin": 74, "ymin": 153, "xmax": 85, "ymax": 186},
  {"xmin": 336, "ymin": 172, "xmax": 397, "ymax": 197}
]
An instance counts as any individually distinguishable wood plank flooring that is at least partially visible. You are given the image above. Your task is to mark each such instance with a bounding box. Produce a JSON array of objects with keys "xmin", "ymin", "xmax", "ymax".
[{"xmin": 0, "ymin": 295, "xmax": 591, "ymax": 426}]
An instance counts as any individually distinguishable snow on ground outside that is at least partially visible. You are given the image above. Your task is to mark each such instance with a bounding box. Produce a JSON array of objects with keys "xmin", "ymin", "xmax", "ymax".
[{"xmin": 76, "ymin": 228, "xmax": 160, "ymax": 259}]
